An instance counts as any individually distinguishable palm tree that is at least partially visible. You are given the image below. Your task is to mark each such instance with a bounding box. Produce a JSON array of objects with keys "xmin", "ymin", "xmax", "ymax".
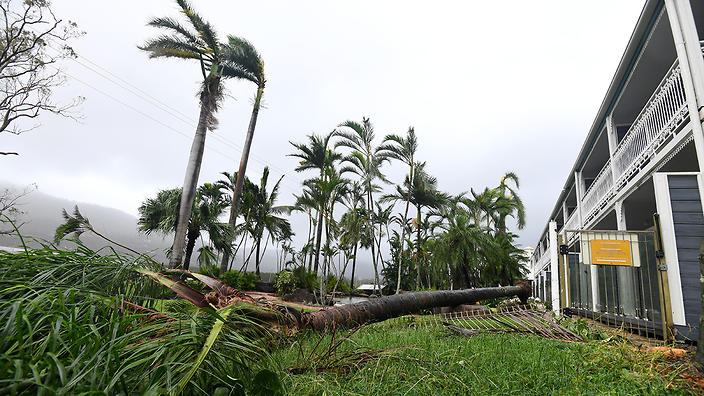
[
  {"xmin": 383, "ymin": 162, "xmax": 447, "ymax": 290},
  {"xmin": 377, "ymin": 126, "xmax": 418, "ymax": 293},
  {"xmin": 339, "ymin": 182, "xmax": 367, "ymax": 289},
  {"xmin": 140, "ymin": 0, "xmax": 251, "ymax": 268},
  {"xmin": 495, "ymin": 171, "xmax": 526, "ymax": 233},
  {"xmin": 288, "ymin": 132, "xmax": 341, "ymax": 273},
  {"xmin": 248, "ymin": 167, "xmax": 293, "ymax": 276},
  {"xmin": 335, "ymin": 117, "xmax": 389, "ymax": 293},
  {"xmin": 219, "ymin": 37, "xmax": 267, "ymax": 274},
  {"xmin": 137, "ymin": 183, "xmax": 230, "ymax": 270},
  {"xmin": 292, "ymin": 190, "xmax": 318, "ymax": 271}
]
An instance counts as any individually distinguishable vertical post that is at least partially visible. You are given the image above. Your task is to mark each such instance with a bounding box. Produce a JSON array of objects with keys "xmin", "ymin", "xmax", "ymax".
[
  {"xmin": 665, "ymin": 0, "xmax": 704, "ymax": 174},
  {"xmin": 549, "ymin": 220, "xmax": 560, "ymax": 313},
  {"xmin": 557, "ymin": 234, "xmax": 569, "ymax": 312},
  {"xmin": 614, "ymin": 201, "xmax": 636, "ymax": 316},
  {"xmin": 606, "ymin": 116, "xmax": 621, "ymax": 185},
  {"xmin": 574, "ymin": 171, "xmax": 585, "ymax": 228},
  {"xmin": 654, "ymin": 213, "xmax": 675, "ymax": 343}
]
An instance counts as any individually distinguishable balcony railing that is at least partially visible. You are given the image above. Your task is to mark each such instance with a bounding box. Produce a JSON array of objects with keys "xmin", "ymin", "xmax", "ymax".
[{"xmin": 580, "ymin": 58, "xmax": 689, "ymax": 224}]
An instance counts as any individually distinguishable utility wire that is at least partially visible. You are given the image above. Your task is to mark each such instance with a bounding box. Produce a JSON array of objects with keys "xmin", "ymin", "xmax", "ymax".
[{"xmin": 45, "ymin": 41, "xmax": 305, "ymax": 193}]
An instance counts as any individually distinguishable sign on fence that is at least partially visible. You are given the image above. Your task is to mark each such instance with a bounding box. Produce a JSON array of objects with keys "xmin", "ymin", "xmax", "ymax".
[{"xmin": 590, "ymin": 240, "xmax": 632, "ymax": 266}]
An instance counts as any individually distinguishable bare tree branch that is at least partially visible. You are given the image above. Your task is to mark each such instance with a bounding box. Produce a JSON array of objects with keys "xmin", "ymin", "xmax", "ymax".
[{"xmin": 0, "ymin": 0, "xmax": 83, "ymax": 149}]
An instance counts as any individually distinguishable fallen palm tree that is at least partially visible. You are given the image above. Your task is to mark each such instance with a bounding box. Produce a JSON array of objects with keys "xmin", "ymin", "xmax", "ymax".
[
  {"xmin": 301, "ymin": 285, "xmax": 531, "ymax": 330},
  {"xmin": 148, "ymin": 270, "xmax": 531, "ymax": 330}
]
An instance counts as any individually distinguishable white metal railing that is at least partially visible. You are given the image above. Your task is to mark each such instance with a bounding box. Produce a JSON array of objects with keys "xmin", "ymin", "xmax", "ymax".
[
  {"xmin": 581, "ymin": 158, "xmax": 614, "ymax": 218},
  {"xmin": 580, "ymin": 59, "xmax": 689, "ymax": 223},
  {"xmin": 537, "ymin": 248, "xmax": 551, "ymax": 272},
  {"xmin": 564, "ymin": 209, "xmax": 579, "ymax": 231}
]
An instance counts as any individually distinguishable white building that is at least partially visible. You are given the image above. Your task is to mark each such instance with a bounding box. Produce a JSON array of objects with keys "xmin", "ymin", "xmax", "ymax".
[{"xmin": 530, "ymin": 0, "xmax": 704, "ymax": 340}]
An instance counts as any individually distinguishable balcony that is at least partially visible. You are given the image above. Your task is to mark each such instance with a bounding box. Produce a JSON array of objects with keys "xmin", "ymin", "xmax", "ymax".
[{"xmin": 579, "ymin": 54, "xmax": 691, "ymax": 226}]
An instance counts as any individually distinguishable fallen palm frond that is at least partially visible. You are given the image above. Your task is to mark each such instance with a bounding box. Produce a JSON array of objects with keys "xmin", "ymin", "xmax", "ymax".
[
  {"xmin": 434, "ymin": 305, "xmax": 583, "ymax": 342},
  {"xmin": 0, "ymin": 242, "xmax": 274, "ymax": 395}
]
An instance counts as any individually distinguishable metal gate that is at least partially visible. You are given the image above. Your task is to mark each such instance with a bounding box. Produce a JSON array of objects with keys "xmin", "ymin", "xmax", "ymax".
[{"xmin": 559, "ymin": 229, "xmax": 674, "ymax": 341}]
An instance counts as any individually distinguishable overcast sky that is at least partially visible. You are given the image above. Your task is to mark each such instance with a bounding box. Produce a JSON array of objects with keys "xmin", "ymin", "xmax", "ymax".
[{"xmin": 3, "ymin": 1, "xmax": 645, "ymax": 258}]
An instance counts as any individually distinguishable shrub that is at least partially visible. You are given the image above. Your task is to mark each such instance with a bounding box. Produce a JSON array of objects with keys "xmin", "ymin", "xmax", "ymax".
[
  {"xmin": 199, "ymin": 264, "xmax": 220, "ymax": 278},
  {"xmin": 220, "ymin": 270, "xmax": 258, "ymax": 291},
  {"xmin": 274, "ymin": 270, "xmax": 296, "ymax": 296},
  {"xmin": 326, "ymin": 274, "xmax": 352, "ymax": 294},
  {"xmin": 292, "ymin": 266, "xmax": 317, "ymax": 291}
]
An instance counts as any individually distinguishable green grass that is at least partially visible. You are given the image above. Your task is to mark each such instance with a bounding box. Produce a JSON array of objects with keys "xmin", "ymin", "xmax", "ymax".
[{"xmin": 272, "ymin": 321, "xmax": 690, "ymax": 395}]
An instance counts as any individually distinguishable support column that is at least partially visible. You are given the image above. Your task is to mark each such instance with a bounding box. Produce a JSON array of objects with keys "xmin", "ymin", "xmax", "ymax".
[
  {"xmin": 574, "ymin": 171, "xmax": 585, "ymax": 228},
  {"xmin": 606, "ymin": 115, "xmax": 621, "ymax": 186},
  {"xmin": 666, "ymin": 0, "xmax": 704, "ymax": 175},
  {"xmin": 549, "ymin": 220, "xmax": 560, "ymax": 313}
]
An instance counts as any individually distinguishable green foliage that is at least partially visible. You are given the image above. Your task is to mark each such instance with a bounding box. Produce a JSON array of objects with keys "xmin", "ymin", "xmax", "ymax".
[
  {"xmin": 0, "ymin": 242, "xmax": 269, "ymax": 394},
  {"xmin": 199, "ymin": 263, "xmax": 221, "ymax": 278},
  {"xmin": 221, "ymin": 270, "xmax": 258, "ymax": 291},
  {"xmin": 274, "ymin": 270, "xmax": 296, "ymax": 296},
  {"xmin": 327, "ymin": 274, "xmax": 352, "ymax": 294},
  {"xmin": 292, "ymin": 266, "xmax": 318, "ymax": 291}
]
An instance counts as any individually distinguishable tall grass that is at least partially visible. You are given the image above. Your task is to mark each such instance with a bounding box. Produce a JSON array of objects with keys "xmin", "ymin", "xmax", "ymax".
[{"xmin": 0, "ymin": 242, "xmax": 274, "ymax": 395}]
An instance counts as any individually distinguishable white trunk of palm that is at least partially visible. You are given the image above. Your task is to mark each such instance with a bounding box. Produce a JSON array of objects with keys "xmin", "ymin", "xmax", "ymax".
[
  {"xmin": 395, "ymin": 163, "xmax": 413, "ymax": 294},
  {"xmin": 220, "ymin": 84, "xmax": 264, "ymax": 274},
  {"xmin": 169, "ymin": 98, "xmax": 213, "ymax": 268}
]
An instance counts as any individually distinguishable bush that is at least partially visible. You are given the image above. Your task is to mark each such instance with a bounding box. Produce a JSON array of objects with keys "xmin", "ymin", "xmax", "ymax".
[
  {"xmin": 199, "ymin": 264, "xmax": 220, "ymax": 279},
  {"xmin": 274, "ymin": 270, "xmax": 296, "ymax": 296},
  {"xmin": 326, "ymin": 274, "xmax": 352, "ymax": 294},
  {"xmin": 221, "ymin": 270, "xmax": 258, "ymax": 291},
  {"xmin": 292, "ymin": 266, "xmax": 317, "ymax": 291}
]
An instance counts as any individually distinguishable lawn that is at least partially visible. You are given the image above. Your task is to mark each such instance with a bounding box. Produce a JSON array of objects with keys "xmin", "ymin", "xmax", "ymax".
[{"xmin": 271, "ymin": 320, "xmax": 692, "ymax": 395}]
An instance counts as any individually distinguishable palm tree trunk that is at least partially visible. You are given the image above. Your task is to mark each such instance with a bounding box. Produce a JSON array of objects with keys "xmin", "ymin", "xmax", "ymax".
[
  {"xmin": 183, "ymin": 226, "xmax": 199, "ymax": 271},
  {"xmin": 416, "ymin": 205, "xmax": 422, "ymax": 290},
  {"xmin": 396, "ymin": 176, "xmax": 414, "ymax": 293},
  {"xmin": 170, "ymin": 95, "xmax": 213, "ymax": 268},
  {"xmin": 302, "ymin": 285, "xmax": 530, "ymax": 330},
  {"xmin": 350, "ymin": 242, "xmax": 358, "ymax": 290},
  {"xmin": 367, "ymin": 188, "xmax": 379, "ymax": 294},
  {"xmin": 313, "ymin": 208, "xmax": 324, "ymax": 273},
  {"xmin": 220, "ymin": 84, "xmax": 264, "ymax": 274},
  {"xmin": 255, "ymin": 234, "xmax": 262, "ymax": 276}
]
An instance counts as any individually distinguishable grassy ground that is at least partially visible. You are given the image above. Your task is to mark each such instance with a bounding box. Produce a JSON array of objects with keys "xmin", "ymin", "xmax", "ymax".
[{"xmin": 271, "ymin": 320, "xmax": 692, "ymax": 395}]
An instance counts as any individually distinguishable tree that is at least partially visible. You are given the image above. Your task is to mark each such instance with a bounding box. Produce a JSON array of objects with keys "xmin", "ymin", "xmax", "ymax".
[
  {"xmin": 1, "ymin": 0, "xmax": 83, "ymax": 153},
  {"xmin": 383, "ymin": 162, "xmax": 447, "ymax": 290},
  {"xmin": 219, "ymin": 36, "xmax": 266, "ymax": 274},
  {"xmin": 247, "ymin": 167, "xmax": 293, "ymax": 276},
  {"xmin": 339, "ymin": 182, "xmax": 368, "ymax": 289},
  {"xmin": 54, "ymin": 206, "xmax": 141, "ymax": 255},
  {"xmin": 140, "ymin": 0, "xmax": 251, "ymax": 268},
  {"xmin": 378, "ymin": 126, "xmax": 418, "ymax": 293},
  {"xmin": 137, "ymin": 183, "xmax": 231, "ymax": 270},
  {"xmin": 335, "ymin": 117, "xmax": 390, "ymax": 293},
  {"xmin": 495, "ymin": 171, "xmax": 526, "ymax": 233},
  {"xmin": 288, "ymin": 132, "xmax": 340, "ymax": 273}
]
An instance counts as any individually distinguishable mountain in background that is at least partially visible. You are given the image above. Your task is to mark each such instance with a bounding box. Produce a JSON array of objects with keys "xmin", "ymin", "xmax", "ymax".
[{"xmin": 0, "ymin": 184, "xmax": 376, "ymax": 280}]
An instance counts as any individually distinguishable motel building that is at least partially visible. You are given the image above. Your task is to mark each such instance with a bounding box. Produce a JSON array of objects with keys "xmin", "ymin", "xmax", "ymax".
[{"xmin": 529, "ymin": 0, "xmax": 704, "ymax": 341}]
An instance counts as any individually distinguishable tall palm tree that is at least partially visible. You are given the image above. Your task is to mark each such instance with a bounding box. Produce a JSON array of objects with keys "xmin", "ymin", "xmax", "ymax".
[
  {"xmin": 140, "ymin": 0, "xmax": 251, "ymax": 268},
  {"xmin": 339, "ymin": 181, "xmax": 367, "ymax": 289},
  {"xmin": 288, "ymin": 132, "xmax": 340, "ymax": 273},
  {"xmin": 292, "ymin": 190, "xmax": 318, "ymax": 271},
  {"xmin": 248, "ymin": 167, "xmax": 293, "ymax": 276},
  {"xmin": 137, "ymin": 183, "xmax": 231, "ymax": 270},
  {"xmin": 495, "ymin": 171, "xmax": 526, "ymax": 233},
  {"xmin": 335, "ymin": 117, "xmax": 389, "ymax": 293},
  {"xmin": 218, "ymin": 37, "xmax": 267, "ymax": 273},
  {"xmin": 383, "ymin": 162, "xmax": 447, "ymax": 290},
  {"xmin": 377, "ymin": 126, "xmax": 418, "ymax": 293}
]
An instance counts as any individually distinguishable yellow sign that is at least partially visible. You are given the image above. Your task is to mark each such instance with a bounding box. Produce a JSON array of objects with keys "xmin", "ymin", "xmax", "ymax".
[{"xmin": 590, "ymin": 239, "xmax": 632, "ymax": 266}]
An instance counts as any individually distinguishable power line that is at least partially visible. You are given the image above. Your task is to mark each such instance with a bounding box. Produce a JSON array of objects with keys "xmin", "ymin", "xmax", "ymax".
[
  {"xmin": 54, "ymin": 66, "xmax": 304, "ymax": 197},
  {"xmin": 46, "ymin": 41, "xmax": 305, "ymax": 190}
]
